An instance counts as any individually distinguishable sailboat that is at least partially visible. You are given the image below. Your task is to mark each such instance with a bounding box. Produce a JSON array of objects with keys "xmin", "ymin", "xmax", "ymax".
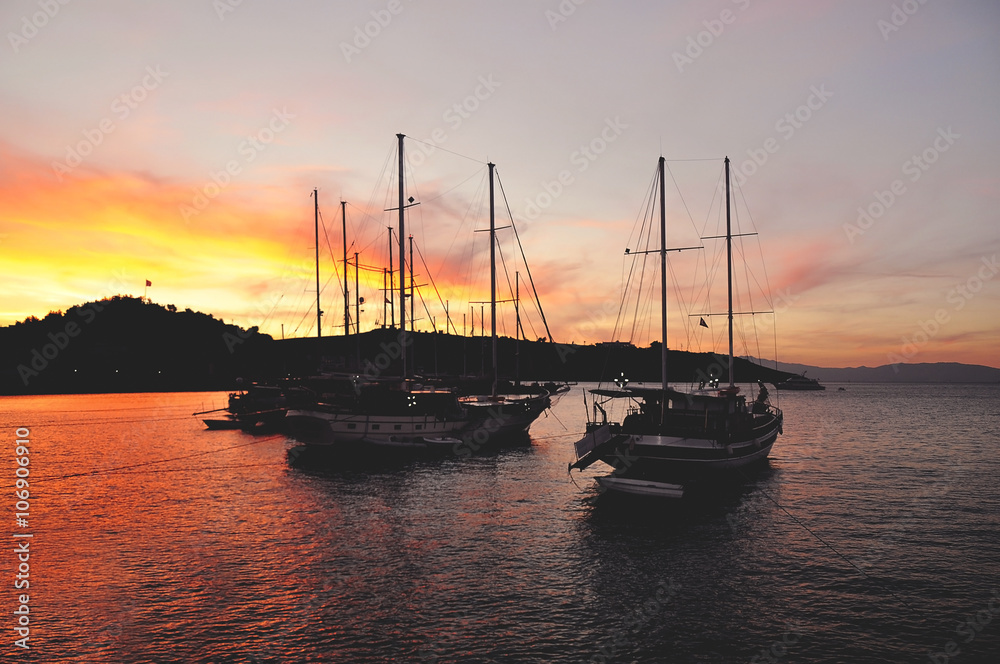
[
  {"xmin": 284, "ymin": 135, "xmax": 475, "ymax": 452},
  {"xmin": 570, "ymin": 156, "xmax": 784, "ymax": 498},
  {"xmin": 456, "ymin": 162, "xmax": 553, "ymax": 440}
]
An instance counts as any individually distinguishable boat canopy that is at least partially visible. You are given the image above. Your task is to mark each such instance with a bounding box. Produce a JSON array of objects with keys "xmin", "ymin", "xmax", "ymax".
[{"xmin": 590, "ymin": 386, "xmax": 740, "ymax": 402}]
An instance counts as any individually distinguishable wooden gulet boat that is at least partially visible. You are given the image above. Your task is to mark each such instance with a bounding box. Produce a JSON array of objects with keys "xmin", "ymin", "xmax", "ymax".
[
  {"xmin": 458, "ymin": 162, "xmax": 553, "ymax": 441},
  {"xmin": 570, "ymin": 156, "xmax": 784, "ymax": 498}
]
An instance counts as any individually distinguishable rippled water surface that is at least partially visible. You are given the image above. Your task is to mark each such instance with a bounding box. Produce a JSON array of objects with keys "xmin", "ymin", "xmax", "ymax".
[{"xmin": 2, "ymin": 383, "xmax": 999, "ymax": 662}]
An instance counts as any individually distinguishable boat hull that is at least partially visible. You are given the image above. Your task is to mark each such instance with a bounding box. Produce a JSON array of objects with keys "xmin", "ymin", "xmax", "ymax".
[
  {"xmin": 285, "ymin": 408, "xmax": 469, "ymax": 450},
  {"xmin": 572, "ymin": 407, "xmax": 783, "ymax": 495},
  {"xmin": 460, "ymin": 393, "xmax": 551, "ymax": 439}
]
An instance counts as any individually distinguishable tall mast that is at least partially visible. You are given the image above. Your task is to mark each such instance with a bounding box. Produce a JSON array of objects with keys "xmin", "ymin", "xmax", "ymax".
[
  {"xmin": 387, "ymin": 228, "xmax": 394, "ymax": 327},
  {"xmin": 658, "ymin": 156, "xmax": 667, "ymax": 405},
  {"xmin": 397, "ymin": 133, "xmax": 408, "ymax": 379},
  {"xmin": 489, "ymin": 162, "xmax": 498, "ymax": 398},
  {"xmin": 409, "ymin": 234, "xmax": 414, "ymax": 334},
  {"xmin": 314, "ymin": 188, "xmax": 322, "ymax": 341},
  {"xmin": 725, "ymin": 156, "xmax": 734, "ymax": 388},
  {"xmin": 342, "ymin": 200, "xmax": 349, "ymax": 336},
  {"xmin": 515, "ymin": 271, "xmax": 521, "ymax": 388},
  {"xmin": 355, "ymin": 251, "xmax": 361, "ymax": 335}
]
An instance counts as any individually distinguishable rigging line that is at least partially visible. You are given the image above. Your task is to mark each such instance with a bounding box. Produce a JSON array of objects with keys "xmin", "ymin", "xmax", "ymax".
[
  {"xmin": 344, "ymin": 203, "xmax": 390, "ymax": 257},
  {"xmin": 403, "ymin": 136, "xmax": 485, "ymax": 164},
  {"xmin": 290, "ymin": 291, "xmax": 314, "ymax": 337},
  {"xmin": 416, "ymin": 285, "xmax": 435, "ymax": 331},
  {"xmin": 494, "ymin": 170, "xmax": 554, "ymax": 342},
  {"xmin": 629, "ymin": 187, "xmax": 657, "ymax": 343},
  {"xmin": 734, "ymin": 177, "xmax": 781, "ymax": 381},
  {"xmin": 414, "ymin": 240, "xmax": 453, "ymax": 332},
  {"xmin": 421, "ymin": 165, "xmax": 489, "ymax": 203},
  {"xmin": 612, "ymin": 171, "xmax": 656, "ymax": 347},
  {"xmin": 403, "ymin": 147, "xmax": 428, "ymax": 270},
  {"xmin": 17, "ymin": 404, "xmax": 194, "ymax": 414},
  {"xmin": 256, "ymin": 292, "xmax": 285, "ymax": 333},
  {"xmin": 664, "ymin": 160, "xmax": 708, "ymax": 241},
  {"xmin": 25, "ymin": 415, "xmax": 198, "ymax": 428},
  {"xmin": 737, "ymin": 468, "xmax": 923, "ymax": 615},
  {"xmin": 666, "ymin": 257, "xmax": 693, "ymax": 353},
  {"xmin": 3, "ymin": 435, "xmax": 285, "ymax": 487},
  {"xmin": 455, "ymin": 171, "xmax": 490, "ymax": 311},
  {"xmin": 319, "ymin": 207, "xmax": 346, "ymax": 301},
  {"xmin": 363, "ymin": 141, "xmax": 396, "ymax": 235},
  {"xmin": 41, "ymin": 462, "xmax": 284, "ymax": 477},
  {"xmin": 689, "ymin": 165, "xmax": 727, "ymax": 313},
  {"xmin": 285, "ymin": 291, "xmax": 306, "ymax": 337},
  {"xmin": 599, "ymin": 165, "xmax": 658, "ymax": 388},
  {"xmin": 731, "ymin": 204, "xmax": 764, "ymax": 368},
  {"xmin": 496, "ymin": 241, "xmax": 514, "ymax": 338}
]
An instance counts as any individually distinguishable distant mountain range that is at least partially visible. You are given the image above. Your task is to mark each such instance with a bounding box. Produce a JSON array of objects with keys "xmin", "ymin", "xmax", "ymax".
[{"xmin": 743, "ymin": 358, "xmax": 1000, "ymax": 383}]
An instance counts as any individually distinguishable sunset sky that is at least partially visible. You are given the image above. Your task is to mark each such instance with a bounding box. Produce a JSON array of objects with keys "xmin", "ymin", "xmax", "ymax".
[{"xmin": 2, "ymin": 0, "xmax": 998, "ymax": 368}]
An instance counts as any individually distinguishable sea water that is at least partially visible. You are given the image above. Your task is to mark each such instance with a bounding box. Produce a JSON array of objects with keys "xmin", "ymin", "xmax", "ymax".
[{"xmin": 1, "ymin": 383, "xmax": 997, "ymax": 662}]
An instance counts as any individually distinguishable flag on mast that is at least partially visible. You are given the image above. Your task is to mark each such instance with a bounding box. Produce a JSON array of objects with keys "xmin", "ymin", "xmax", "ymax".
[{"xmin": 699, "ymin": 317, "xmax": 709, "ymax": 328}]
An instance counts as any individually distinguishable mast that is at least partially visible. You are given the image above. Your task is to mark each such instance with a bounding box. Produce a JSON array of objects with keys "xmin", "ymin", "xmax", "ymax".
[
  {"xmin": 314, "ymin": 188, "xmax": 322, "ymax": 341},
  {"xmin": 355, "ymin": 251, "xmax": 361, "ymax": 335},
  {"xmin": 397, "ymin": 133, "xmax": 408, "ymax": 379},
  {"xmin": 489, "ymin": 162, "xmax": 498, "ymax": 397},
  {"xmin": 342, "ymin": 200, "xmax": 349, "ymax": 336},
  {"xmin": 515, "ymin": 271, "xmax": 521, "ymax": 387},
  {"xmin": 387, "ymin": 228, "xmax": 394, "ymax": 327},
  {"xmin": 409, "ymin": 234, "xmax": 414, "ymax": 334},
  {"xmin": 658, "ymin": 156, "xmax": 668, "ymax": 407},
  {"xmin": 725, "ymin": 156, "xmax": 734, "ymax": 388}
]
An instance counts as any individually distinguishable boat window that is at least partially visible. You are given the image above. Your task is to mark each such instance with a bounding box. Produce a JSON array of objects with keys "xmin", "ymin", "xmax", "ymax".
[
  {"xmin": 347, "ymin": 423, "xmax": 356, "ymax": 429},
  {"xmin": 416, "ymin": 425, "xmax": 423, "ymax": 430},
  {"xmin": 372, "ymin": 424, "xmax": 380, "ymax": 430},
  {"xmin": 394, "ymin": 424, "xmax": 402, "ymax": 430}
]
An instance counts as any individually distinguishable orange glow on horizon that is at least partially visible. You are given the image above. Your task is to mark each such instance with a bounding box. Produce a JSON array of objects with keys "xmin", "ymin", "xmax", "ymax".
[{"xmin": 2, "ymin": 143, "xmax": 997, "ymax": 370}]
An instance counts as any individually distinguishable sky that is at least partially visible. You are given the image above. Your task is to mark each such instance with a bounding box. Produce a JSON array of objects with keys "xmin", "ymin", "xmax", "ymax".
[{"xmin": 1, "ymin": 0, "xmax": 998, "ymax": 369}]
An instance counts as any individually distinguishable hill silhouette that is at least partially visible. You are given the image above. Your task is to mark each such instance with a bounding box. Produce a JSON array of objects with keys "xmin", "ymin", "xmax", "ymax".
[
  {"xmin": 1, "ymin": 297, "xmax": 796, "ymax": 395},
  {"xmin": 0, "ymin": 296, "xmax": 277, "ymax": 394}
]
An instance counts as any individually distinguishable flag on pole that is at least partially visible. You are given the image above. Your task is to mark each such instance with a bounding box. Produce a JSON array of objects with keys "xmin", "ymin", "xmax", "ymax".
[
  {"xmin": 699, "ymin": 317, "xmax": 709, "ymax": 328},
  {"xmin": 146, "ymin": 280, "xmax": 152, "ymax": 287}
]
